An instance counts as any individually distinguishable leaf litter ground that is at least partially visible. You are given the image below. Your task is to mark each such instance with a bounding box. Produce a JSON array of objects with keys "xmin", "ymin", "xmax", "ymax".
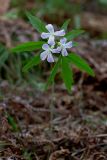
[{"xmin": 0, "ymin": 17, "xmax": 107, "ymax": 160}]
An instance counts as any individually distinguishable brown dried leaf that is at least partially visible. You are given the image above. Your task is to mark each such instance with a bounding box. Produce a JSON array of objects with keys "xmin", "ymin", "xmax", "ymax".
[{"xmin": 49, "ymin": 148, "xmax": 70, "ymax": 160}]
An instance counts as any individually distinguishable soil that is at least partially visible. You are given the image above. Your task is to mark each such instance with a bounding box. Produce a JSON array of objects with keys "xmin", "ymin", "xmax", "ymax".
[{"xmin": 0, "ymin": 0, "xmax": 107, "ymax": 159}]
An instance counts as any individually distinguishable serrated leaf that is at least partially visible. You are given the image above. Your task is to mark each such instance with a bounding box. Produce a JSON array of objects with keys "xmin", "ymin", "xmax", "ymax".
[
  {"xmin": 65, "ymin": 29, "xmax": 84, "ymax": 40},
  {"xmin": 26, "ymin": 12, "xmax": 47, "ymax": 33},
  {"xmin": 11, "ymin": 41, "xmax": 44, "ymax": 52},
  {"xmin": 46, "ymin": 57, "xmax": 61, "ymax": 89},
  {"xmin": 61, "ymin": 19, "xmax": 70, "ymax": 31},
  {"xmin": 61, "ymin": 57, "xmax": 73, "ymax": 92},
  {"xmin": 68, "ymin": 52, "xmax": 95, "ymax": 76},
  {"xmin": 23, "ymin": 54, "xmax": 41, "ymax": 72}
]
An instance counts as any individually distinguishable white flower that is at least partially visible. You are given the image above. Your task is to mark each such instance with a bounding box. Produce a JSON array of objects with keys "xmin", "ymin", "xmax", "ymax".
[
  {"xmin": 40, "ymin": 44, "xmax": 60, "ymax": 63},
  {"xmin": 41, "ymin": 24, "xmax": 65, "ymax": 46},
  {"xmin": 58, "ymin": 38, "xmax": 73, "ymax": 56}
]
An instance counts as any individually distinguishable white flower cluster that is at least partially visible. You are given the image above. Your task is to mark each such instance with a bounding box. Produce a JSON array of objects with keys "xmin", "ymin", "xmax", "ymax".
[{"xmin": 40, "ymin": 24, "xmax": 73, "ymax": 63}]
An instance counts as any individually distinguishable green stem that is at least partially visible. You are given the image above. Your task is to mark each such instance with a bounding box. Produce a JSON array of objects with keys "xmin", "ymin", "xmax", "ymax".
[{"xmin": 50, "ymin": 81, "xmax": 55, "ymax": 132}]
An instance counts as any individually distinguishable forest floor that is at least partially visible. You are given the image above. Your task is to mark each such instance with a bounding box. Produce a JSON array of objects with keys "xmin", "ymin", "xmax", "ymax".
[{"xmin": 0, "ymin": 1, "xmax": 107, "ymax": 160}]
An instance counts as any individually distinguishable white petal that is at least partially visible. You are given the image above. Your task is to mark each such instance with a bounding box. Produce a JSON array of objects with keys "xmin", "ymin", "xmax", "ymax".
[
  {"xmin": 60, "ymin": 38, "xmax": 67, "ymax": 44},
  {"xmin": 54, "ymin": 30, "xmax": 65, "ymax": 36},
  {"xmin": 42, "ymin": 44, "xmax": 50, "ymax": 50},
  {"xmin": 41, "ymin": 32, "xmax": 50, "ymax": 39},
  {"xmin": 52, "ymin": 47, "xmax": 61, "ymax": 53},
  {"xmin": 40, "ymin": 51, "xmax": 48, "ymax": 61},
  {"xmin": 47, "ymin": 53, "xmax": 54, "ymax": 63},
  {"xmin": 48, "ymin": 35, "xmax": 55, "ymax": 46},
  {"xmin": 46, "ymin": 24, "xmax": 54, "ymax": 33},
  {"xmin": 62, "ymin": 48, "xmax": 68, "ymax": 56},
  {"xmin": 65, "ymin": 41, "xmax": 73, "ymax": 48}
]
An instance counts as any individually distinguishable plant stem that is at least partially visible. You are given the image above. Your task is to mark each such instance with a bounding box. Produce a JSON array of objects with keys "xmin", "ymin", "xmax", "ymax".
[{"xmin": 50, "ymin": 81, "xmax": 55, "ymax": 132}]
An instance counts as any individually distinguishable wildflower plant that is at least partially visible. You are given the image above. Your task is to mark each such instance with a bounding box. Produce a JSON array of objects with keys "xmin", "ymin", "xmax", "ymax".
[{"xmin": 12, "ymin": 12, "xmax": 95, "ymax": 92}]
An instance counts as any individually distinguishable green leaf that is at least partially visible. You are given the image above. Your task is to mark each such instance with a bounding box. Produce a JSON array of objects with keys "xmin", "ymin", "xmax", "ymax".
[
  {"xmin": 61, "ymin": 57, "xmax": 73, "ymax": 92},
  {"xmin": 68, "ymin": 52, "xmax": 95, "ymax": 76},
  {"xmin": 61, "ymin": 19, "xmax": 70, "ymax": 31},
  {"xmin": 6, "ymin": 113, "xmax": 18, "ymax": 132},
  {"xmin": 0, "ymin": 141, "xmax": 11, "ymax": 149},
  {"xmin": 0, "ymin": 44, "xmax": 9, "ymax": 67},
  {"xmin": 11, "ymin": 41, "xmax": 44, "ymax": 52},
  {"xmin": 26, "ymin": 12, "xmax": 47, "ymax": 33},
  {"xmin": 72, "ymin": 42, "xmax": 79, "ymax": 47},
  {"xmin": 65, "ymin": 29, "xmax": 84, "ymax": 40},
  {"xmin": 46, "ymin": 57, "xmax": 61, "ymax": 89},
  {"xmin": 99, "ymin": 0, "xmax": 107, "ymax": 5},
  {"xmin": 23, "ymin": 54, "xmax": 41, "ymax": 72}
]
